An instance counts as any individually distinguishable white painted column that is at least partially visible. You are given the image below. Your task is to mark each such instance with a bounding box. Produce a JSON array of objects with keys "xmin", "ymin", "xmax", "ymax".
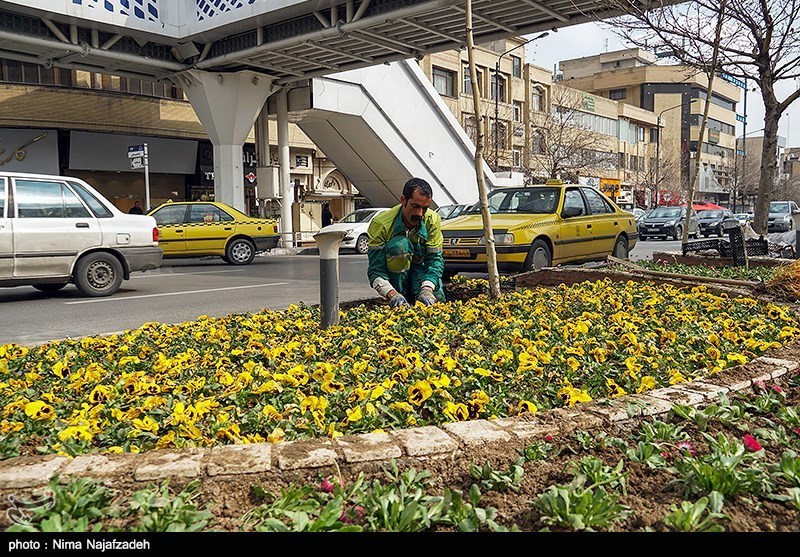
[
  {"xmin": 254, "ymin": 104, "xmax": 271, "ymax": 218},
  {"xmin": 277, "ymin": 87, "xmax": 294, "ymax": 247},
  {"xmin": 177, "ymin": 69, "xmax": 275, "ymax": 213}
]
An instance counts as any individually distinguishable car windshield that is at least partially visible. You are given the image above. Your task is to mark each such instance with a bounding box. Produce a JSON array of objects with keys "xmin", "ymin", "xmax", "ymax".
[
  {"xmin": 649, "ymin": 207, "xmax": 682, "ymax": 218},
  {"xmin": 770, "ymin": 202, "xmax": 790, "ymax": 213},
  {"xmin": 467, "ymin": 187, "xmax": 559, "ymax": 214},
  {"xmin": 339, "ymin": 209, "xmax": 378, "ymax": 224},
  {"xmin": 698, "ymin": 210, "xmax": 723, "ymax": 218}
]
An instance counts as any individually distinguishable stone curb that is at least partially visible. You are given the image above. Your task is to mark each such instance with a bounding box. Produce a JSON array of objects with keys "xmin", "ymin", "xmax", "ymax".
[{"xmin": 0, "ymin": 355, "xmax": 796, "ymax": 489}]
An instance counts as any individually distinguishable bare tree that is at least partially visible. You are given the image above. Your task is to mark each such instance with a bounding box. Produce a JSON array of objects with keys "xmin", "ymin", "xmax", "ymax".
[
  {"xmin": 602, "ymin": 0, "xmax": 800, "ymax": 235},
  {"xmin": 465, "ymin": 0, "xmax": 500, "ymax": 299},
  {"xmin": 525, "ymin": 85, "xmax": 616, "ymax": 182}
]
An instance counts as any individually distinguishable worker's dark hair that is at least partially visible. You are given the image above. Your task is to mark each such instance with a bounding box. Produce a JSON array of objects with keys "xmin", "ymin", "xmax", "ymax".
[{"xmin": 402, "ymin": 177, "xmax": 433, "ymax": 200}]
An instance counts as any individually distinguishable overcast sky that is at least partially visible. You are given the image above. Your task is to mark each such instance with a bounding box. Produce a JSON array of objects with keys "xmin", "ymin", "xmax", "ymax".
[{"xmin": 523, "ymin": 22, "xmax": 800, "ymax": 148}]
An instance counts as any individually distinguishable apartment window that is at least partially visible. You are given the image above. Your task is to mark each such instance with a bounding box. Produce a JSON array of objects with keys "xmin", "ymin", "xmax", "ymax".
[
  {"xmin": 432, "ymin": 66, "xmax": 455, "ymax": 97},
  {"xmin": 491, "ymin": 121, "xmax": 508, "ymax": 150},
  {"xmin": 638, "ymin": 126, "xmax": 645, "ymax": 142},
  {"xmin": 513, "ymin": 101, "xmax": 523, "ymax": 122},
  {"xmin": 531, "ymin": 87, "xmax": 544, "ymax": 112},
  {"xmin": 532, "ymin": 129, "xmax": 546, "ymax": 154},
  {"xmin": 464, "ymin": 114, "xmax": 478, "ymax": 143},
  {"xmin": 463, "ymin": 66, "xmax": 483, "ymax": 96},
  {"xmin": 618, "ymin": 152, "xmax": 626, "ymax": 169},
  {"xmin": 610, "ymin": 89, "xmax": 626, "ymax": 100},
  {"xmin": 295, "ymin": 155, "xmax": 309, "ymax": 168},
  {"xmin": 491, "ymin": 73, "xmax": 506, "ymax": 103},
  {"xmin": 511, "ymin": 55, "xmax": 522, "ymax": 78},
  {"xmin": 513, "ymin": 148, "xmax": 522, "ymax": 168},
  {"xmin": 650, "ymin": 128, "xmax": 658, "ymax": 143}
]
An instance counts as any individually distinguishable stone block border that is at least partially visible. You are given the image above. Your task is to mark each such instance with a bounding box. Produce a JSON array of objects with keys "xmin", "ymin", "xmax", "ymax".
[{"xmin": 0, "ymin": 355, "xmax": 796, "ymax": 490}]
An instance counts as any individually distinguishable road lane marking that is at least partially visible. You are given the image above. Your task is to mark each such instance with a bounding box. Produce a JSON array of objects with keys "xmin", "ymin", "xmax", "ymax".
[
  {"xmin": 65, "ymin": 282, "xmax": 290, "ymax": 304},
  {"xmin": 130, "ymin": 269, "xmax": 245, "ymax": 279}
]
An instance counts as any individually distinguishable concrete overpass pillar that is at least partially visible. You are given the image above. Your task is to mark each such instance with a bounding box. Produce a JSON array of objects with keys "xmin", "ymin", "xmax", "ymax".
[
  {"xmin": 277, "ymin": 87, "xmax": 294, "ymax": 247},
  {"xmin": 177, "ymin": 70, "xmax": 275, "ymax": 212}
]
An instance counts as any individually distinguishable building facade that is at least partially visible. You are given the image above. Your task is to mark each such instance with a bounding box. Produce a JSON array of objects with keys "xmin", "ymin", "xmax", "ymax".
[
  {"xmin": 0, "ymin": 59, "xmax": 357, "ymax": 239},
  {"xmin": 559, "ymin": 48, "xmax": 742, "ymax": 207},
  {"xmin": 420, "ymin": 40, "xmax": 659, "ymax": 209}
]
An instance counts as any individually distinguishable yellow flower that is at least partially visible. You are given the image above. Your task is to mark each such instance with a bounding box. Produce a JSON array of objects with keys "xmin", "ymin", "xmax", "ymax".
[
  {"xmin": 261, "ymin": 404, "xmax": 282, "ymax": 421},
  {"xmin": 726, "ymin": 353, "xmax": 747, "ymax": 365},
  {"xmin": 606, "ymin": 378, "xmax": 627, "ymax": 398},
  {"xmin": 389, "ymin": 401, "xmax": 413, "ymax": 413},
  {"xmin": 267, "ymin": 427, "xmax": 286, "ymax": 443},
  {"xmin": 132, "ymin": 416, "xmax": 159, "ymax": 434},
  {"xmin": 58, "ymin": 424, "xmax": 95, "ymax": 442},
  {"xmin": 24, "ymin": 401, "xmax": 55, "ymax": 421},
  {"xmin": 443, "ymin": 401, "xmax": 469, "ymax": 421},
  {"xmin": 408, "ymin": 380, "xmax": 433, "ymax": 406},
  {"xmin": 346, "ymin": 406, "xmax": 363, "ymax": 423},
  {"xmin": 637, "ymin": 376, "xmax": 656, "ymax": 393},
  {"xmin": 518, "ymin": 400, "xmax": 537, "ymax": 414},
  {"xmin": 566, "ymin": 357, "xmax": 580, "ymax": 371}
]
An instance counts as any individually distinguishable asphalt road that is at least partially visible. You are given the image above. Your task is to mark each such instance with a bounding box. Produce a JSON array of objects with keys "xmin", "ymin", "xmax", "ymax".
[{"xmin": 0, "ymin": 239, "xmax": 681, "ymax": 346}]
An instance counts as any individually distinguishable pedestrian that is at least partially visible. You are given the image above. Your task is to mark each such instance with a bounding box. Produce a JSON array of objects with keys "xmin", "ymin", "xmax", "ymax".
[
  {"xmin": 366, "ymin": 177, "xmax": 445, "ymax": 308},
  {"xmin": 321, "ymin": 203, "xmax": 333, "ymax": 227},
  {"xmin": 128, "ymin": 201, "xmax": 144, "ymax": 215}
]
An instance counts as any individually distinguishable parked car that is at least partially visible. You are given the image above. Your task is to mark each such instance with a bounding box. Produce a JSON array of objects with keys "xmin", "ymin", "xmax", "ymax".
[
  {"xmin": 148, "ymin": 201, "xmax": 279, "ymax": 265},
  {"xmin": 697, "ymin": 209, "xmax": 739, "ymax": 237},
  {"xmin": 734, "ymin": 212, "xmax": 754, "ymax": 226},
  {"xmin": 0, "ymin": 171, "xmax": 162, "ymax": 297},
  {"xmin": 638, "ymin": 206, "xmax": 700, "ymax": 241},
  {"xmin": 317, "ymin": 207, "xmax": 390, "ymax": 254},
  {"xmin": 436, "ymin": 203, "xmax": 472, "ymax": 220},
  {"xmin": 768, "ymin": 200, "xmax": 800, "ymax": 232},
  {"xmin": 440, "ymin": 180, "xmax": 637, "ymax": 275}
]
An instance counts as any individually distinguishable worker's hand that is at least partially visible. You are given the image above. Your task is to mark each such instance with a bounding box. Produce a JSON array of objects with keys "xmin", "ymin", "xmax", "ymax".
[
  {"xmin": 417, "ymin": 286, "xmax": 437, "ymax": 306},
  {"xmin": 388, "ymin": 292, "xmax": 410, "ymax": 308}
]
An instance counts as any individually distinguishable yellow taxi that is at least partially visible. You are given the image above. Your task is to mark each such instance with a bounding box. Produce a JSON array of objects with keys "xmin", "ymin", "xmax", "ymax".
[
  {"xmin": 440, "ymin": 180, "xmax": 638, "ymax": 275},
  {"xmin": 147, "ymin": 201, "xmax": 279, "ymax": 265}
]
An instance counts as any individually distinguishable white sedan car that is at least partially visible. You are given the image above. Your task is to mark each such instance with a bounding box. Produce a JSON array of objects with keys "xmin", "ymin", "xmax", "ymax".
[{"xmin": 318, "ymin": 207, "xmax": 390, "ymax": 254}]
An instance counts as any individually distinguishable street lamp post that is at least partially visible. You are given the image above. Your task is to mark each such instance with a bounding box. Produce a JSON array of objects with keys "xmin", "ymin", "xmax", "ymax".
[
  {"xmin": 494, "ymin": 31, "xmax": 549, "ymax": 164},
  {"xmin": 655, "ymin": 98, "xmax": 698, "ymax": 208}
]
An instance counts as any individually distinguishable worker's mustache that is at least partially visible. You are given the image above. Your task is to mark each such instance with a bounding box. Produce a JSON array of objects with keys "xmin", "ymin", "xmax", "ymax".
[{"xmin": 410, "ymin": 215, "xmax": 422, "ymax": 222}]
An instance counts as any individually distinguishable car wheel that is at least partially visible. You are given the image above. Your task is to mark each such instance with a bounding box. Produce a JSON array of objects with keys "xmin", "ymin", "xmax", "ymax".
[
  {"xmin": 226, "ymin": 238, "xmax": 256, "ymax": 265},
  {"xmin": 612, "ymin": 236, "xmax": 629, "ymax": 260},
  {"xmin": 32, "ymin": 283, "xmax": 67, "ymax": 294},
  {"xmin": 673, "ymin": 225, "xmax": 682, "ymax": 241},
  {"xmin": 522, "ymin": 239, "xmax": 552, "ymax": 272},
  {"xmin": 355, "ymin": 234, "xmax": 369, "ymax": 255},
  {"xmin": 221, "ymin": 256, "xmax": 231, "ymax": 264},
  {"xmin": 74, "ymin": 253, "xmax": 123, "ymax": 297}
]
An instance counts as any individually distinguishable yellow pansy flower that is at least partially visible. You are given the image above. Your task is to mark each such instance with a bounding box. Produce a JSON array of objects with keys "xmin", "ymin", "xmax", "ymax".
[
  {"xmin": 24, "ymin": 401, "xmax": 55, "ymax": 421},
  {"xmin": 408, "ymin": 380, "xmax": 433, "ymax": 406},
  {"xmin": 345, "ymin": 406, "xmax": 363, "ymax": 423}
]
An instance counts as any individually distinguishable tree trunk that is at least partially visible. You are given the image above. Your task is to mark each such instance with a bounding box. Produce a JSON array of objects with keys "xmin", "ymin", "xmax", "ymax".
[
  {"xmin": 465, "ymin": 0, "xmax": 501, "ymax": 298},
  {"xmin": 682, "ymin": 0, "xmax": 726, "ymax": 246},
  {"xmin": 752, "ymin": 99, "xmax": 782, "ymax": 235}
]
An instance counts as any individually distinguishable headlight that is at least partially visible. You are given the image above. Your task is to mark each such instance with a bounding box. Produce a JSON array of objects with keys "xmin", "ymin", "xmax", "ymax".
[
  {"xmin": 783, "ymin": 215, "xmax": 791, "ymax": 222},
  {"xmin": 345, "ymin": 228, "xmax": 354, "ymax": 235},
  {"xmin": 478, "ymin": 233, "xmax": 515, "ymax": 245}
]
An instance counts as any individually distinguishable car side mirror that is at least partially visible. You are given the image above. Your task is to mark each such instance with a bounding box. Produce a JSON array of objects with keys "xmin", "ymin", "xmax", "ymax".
[{"xmin": 562, "ymin": 206, "xmax": 582, "ymax": 218}]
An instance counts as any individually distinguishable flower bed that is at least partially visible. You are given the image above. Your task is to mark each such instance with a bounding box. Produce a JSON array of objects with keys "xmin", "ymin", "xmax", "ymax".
[{"xmin": 1, "ymin": 278, "xmax": 799, "ymax": 459}]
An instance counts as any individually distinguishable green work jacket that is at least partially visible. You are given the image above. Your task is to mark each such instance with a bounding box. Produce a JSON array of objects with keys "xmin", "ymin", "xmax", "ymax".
[{"xmin": 366, "ymin": 205, "xmax": 445, "ymax": 302}]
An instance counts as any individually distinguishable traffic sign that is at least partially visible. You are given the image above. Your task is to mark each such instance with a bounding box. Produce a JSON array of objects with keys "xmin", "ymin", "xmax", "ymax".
[
  {"xmin": 128, "ymin": 145, "xmax": 145, "ymax": 158},
  {"xmin": 130, "ymin": 157, "xmax": 144, "ymax": 169}
]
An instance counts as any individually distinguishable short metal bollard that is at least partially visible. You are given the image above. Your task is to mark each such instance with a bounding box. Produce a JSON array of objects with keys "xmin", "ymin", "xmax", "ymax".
[{"xmin": 313, "ymin": 230, "xmax": 347, "ymax": 329}]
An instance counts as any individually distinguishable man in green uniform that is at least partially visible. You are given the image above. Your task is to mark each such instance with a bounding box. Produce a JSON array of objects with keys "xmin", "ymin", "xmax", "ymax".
[{"xmin": 366, "ymin": 177, "xmax": 446, "ymax": 308}]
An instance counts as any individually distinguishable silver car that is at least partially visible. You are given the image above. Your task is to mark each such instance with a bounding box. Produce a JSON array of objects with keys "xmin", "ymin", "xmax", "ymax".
[
  {"xmin": 767, "ymin": 201, "xmax": 800, "ymax": 232},
  {"xmin": 0, "ymin": 171, "xmax": 162, "ymax": 296}
]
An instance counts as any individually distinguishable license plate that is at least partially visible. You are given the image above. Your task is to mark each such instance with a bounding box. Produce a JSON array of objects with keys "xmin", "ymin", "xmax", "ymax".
[{"xmin": 443, "ymin": 248, "xmax": 471, "ymax": 258}]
